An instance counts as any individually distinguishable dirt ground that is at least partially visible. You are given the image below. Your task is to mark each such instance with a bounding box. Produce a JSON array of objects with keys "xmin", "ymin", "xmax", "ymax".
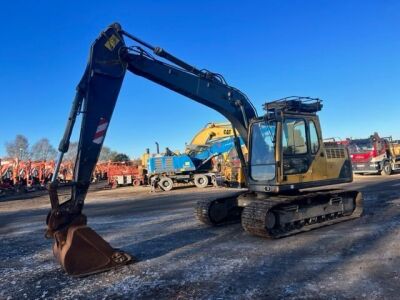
[{"xmin": 1, "ymin": 175, "xmax": 400, "ymax": 299}]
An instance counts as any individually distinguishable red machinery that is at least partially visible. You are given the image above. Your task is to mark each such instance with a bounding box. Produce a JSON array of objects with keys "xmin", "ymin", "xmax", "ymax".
[
  {"xmin": 58, "ymin": 161, "xmax": 74, "ymax": 182},
  {"xmin": 0, "ymin": 157, "xmax": 143, "ymax": 194},
  {"xmin": 0, "ymin": 159, "xmax": 14, "ymax": 192},
  {"xmin": 97, "ymin": 161, "xmax": 144, "ymax": 188},
  {"xmin": 346, "ymin": 133, "xmax": 400, "ymax": 175}
]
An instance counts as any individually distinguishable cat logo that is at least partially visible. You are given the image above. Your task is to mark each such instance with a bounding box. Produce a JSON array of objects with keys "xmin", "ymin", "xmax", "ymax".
[{"xmin": 104, "ymin": 34, "xmax": 120, "ymax": 51}]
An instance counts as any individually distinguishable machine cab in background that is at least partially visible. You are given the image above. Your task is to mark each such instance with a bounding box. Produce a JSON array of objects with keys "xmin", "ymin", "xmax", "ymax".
[{"xmin": 248, "ymin": 97, "xmax": 353, "ymax": 193}]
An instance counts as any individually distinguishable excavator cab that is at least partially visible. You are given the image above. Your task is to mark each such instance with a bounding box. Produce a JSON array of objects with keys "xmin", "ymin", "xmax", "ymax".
[
  {"xmin": 233, "ymin": 98, "xmax": 362, "ymax": 238},
  {"xmin": 247, "ymin": 97, "xmax": 353, "ymax": 194}
]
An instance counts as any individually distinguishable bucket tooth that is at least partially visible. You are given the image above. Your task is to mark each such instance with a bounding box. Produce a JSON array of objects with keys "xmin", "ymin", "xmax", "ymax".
[{"xmin": 53, "ymin": 225, "xmax": 133, "ymax": 277}]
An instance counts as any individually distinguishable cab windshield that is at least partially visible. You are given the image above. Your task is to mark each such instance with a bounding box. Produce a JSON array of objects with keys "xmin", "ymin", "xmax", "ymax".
[
  {"xmin": 348, "ymin": 139, "xmax": 374, "ymax": 153},
  {"xmin": 250, "ymin": 121, "xmax": 276, "ymax": 181}
]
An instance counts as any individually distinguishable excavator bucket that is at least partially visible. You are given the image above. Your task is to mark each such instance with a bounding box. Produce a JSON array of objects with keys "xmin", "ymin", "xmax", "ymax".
[{"xmin": 53, "ymin": 225, "xmax": 133, "ymax": 277}]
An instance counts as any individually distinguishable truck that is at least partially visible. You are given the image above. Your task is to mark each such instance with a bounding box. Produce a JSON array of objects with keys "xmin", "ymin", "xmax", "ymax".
[
  {"xmin": 147, "ymin": 135, "xmax": 243, "ymax": 190},
  {"xmin": 347, "ymin": 133, "xmax": 400, "ymax": 175}
]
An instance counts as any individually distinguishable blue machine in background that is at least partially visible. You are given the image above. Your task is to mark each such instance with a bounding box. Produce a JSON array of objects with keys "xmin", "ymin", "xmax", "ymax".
[
  {"xmin": 147, "ymin": 136, "xmax": 244, "ymax": 190},
  {"xmin": 148, "ymin": 154, "xmax": 198, "ymax": 174}
]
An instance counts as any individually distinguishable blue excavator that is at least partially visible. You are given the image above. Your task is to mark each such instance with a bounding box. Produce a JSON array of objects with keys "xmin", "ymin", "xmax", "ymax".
[{"xmin": 47, "ymin": 23, "xmax": 362, "ymax": 276}]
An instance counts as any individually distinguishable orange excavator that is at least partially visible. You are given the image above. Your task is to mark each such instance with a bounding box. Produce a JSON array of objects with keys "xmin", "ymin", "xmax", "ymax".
[{"xmin": 47, "ymin": 23, "xmax": 362, "ymax": 277}]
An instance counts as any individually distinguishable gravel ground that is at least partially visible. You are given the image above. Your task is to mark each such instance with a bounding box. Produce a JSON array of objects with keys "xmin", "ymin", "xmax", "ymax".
[{"xmin": 1, "ymin": 175, "xmax": 400, "ymax": 299}]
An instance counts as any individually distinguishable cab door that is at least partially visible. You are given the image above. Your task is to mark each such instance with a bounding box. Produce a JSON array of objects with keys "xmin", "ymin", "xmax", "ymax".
[
  {"xmin": 281, "ymin": 116, "xmax": 327, "ymax": 184},
  {"xmin": 307, "ymin": 118, "xmax": 327, "ymax": 181},
  {"xmin": 281, "ymin": 117, "xmax": 310, "ymax": 183}
]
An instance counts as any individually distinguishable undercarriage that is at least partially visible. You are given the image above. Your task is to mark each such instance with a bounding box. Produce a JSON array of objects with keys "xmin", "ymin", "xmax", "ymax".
[{"xmin": 196, "ymin": 190, "xmax": 363, "ymax": 238}]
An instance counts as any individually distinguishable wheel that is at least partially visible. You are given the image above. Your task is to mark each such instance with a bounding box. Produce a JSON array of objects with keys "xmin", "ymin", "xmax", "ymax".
[
  {"xmin": 159, "ymin": 177, "xmax": 174, "ymax": 191},
  {"xmin": 381, "ymin": 161, "xmax": 392, "ymax": 176},
  {"xmin": 110, "ymin": 179, "xmax": 118, "ymax": 189},
  {"xmin": 132, "ymin": 179, "xmax": 141, "ymax": 186},
  {"xmin": 194, "ymin": 174, "xmax": 209, "ymax": 188},
  {"xmin": 211, "ymin": 175, "xmax": 217, "ymax": 187}
]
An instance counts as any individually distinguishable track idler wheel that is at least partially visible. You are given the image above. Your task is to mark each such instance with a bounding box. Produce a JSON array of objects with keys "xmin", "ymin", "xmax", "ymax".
[{"xmin": 53, "ymin": 225, "xmax": 133, "ymax": 277}]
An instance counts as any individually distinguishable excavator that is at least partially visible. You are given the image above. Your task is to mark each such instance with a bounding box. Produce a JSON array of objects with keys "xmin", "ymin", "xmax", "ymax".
[
  {"xmin": 187, "ymin": 122, "xmax": 236, "ymax": 149},
  {"xmin": 46, "ymin": 23, "xmax": 363, "ymax": 277},
  {"xmin": 185, "ymin": 122, "xmax": 247, "ymax": 187}
]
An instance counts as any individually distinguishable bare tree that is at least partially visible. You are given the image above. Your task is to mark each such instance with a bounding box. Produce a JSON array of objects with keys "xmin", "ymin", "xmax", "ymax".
[
  {"xmin": 61, "ymin": 143, "xmax": 118, "ymax": 163},
  {"xmin": 99, "ymin": 146, "xmax": 118, "ymax": 162},
  {"xmin": 112, "ymin": 153, "xmax": 130, "ymax": 162},
  {"xmin": 5, "ymin": 134, "xmax": 30, "ymax": 160},
  {"xmin": 31, "ymin": 138, "xmax": 57, "ymax": 161},
  {"xmin": 63, "ymin": 142, "xmax": 78, "ymax": 162}
]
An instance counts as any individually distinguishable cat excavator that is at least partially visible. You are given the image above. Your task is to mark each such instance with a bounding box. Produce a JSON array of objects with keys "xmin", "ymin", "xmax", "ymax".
[
  {"xmin": 185, "ymin": 122, "xmax": 247, "ymax": 187},
  {"xmin": 46, "ymin": 23, "xmax": 363, "ymax": 277},
  {"xmin": 187, "ymin": 122, "xmax": 236, "ymax": 147}
]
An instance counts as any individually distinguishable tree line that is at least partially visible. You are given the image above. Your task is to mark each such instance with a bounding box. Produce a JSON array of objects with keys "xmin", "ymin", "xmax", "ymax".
[{"xmin": 3, "ymin": 134, "xmax": 130, "ymax": 162}]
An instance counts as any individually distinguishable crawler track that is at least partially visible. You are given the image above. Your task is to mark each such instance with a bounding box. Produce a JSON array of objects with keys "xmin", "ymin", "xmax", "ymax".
[{"xmin": 241, "ymin": 190, "xmax": 363, "ymax": 238}]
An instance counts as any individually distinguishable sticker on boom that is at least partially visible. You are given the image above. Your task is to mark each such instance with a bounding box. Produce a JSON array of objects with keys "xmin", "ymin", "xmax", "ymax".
[
  {"xmin": 93, "ymin": 118, "xmax": 108, "ymax": 144},
  {"xmin": 104, "ymin": 34, "xmax": 120, "ymax": 51}
]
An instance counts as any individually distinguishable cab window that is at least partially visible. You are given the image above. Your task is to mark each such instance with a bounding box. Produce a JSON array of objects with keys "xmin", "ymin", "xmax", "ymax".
[
  {"xmin": 250, "ymin": 122, "xmax": 276, "ymax": 181},
  {"xmin": 282, "ymin": 119, "xmax": 307, "ymax": 155},
  {"xmin": 309, "ymin": 120, "xmax": 319, "ymax": 154}
]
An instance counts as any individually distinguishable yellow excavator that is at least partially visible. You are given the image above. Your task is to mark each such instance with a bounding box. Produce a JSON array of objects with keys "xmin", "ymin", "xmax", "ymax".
[
  {"xmin": 141, "ymin": 122, "xmax": 247, "ymax": 188},
  {"xmin": 46, "ymin": 23, "xmax": 363, "ymax": 276},
  {"xmin": 185, "ymin": 122, "xmax": 247, "ymax": 187},
  {"xmin": 218, "ymin": 145, "xmax": 248, "ymax": 187},
  {"xmin": 187, "ymin": 122, "xmax": 235, "ymax": 146}
]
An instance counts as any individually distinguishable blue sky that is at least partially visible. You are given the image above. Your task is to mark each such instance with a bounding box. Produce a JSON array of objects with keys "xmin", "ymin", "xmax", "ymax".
[{"xmin": 0, "ymin": 1, "xmax": 399, "ymax": 158}]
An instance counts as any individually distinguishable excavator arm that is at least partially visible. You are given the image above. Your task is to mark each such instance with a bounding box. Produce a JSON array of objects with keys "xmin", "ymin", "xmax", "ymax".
[
  {"xmin": 188, "ymin": 123, "xmax": 234, "ymax": 147},
  {"xmin": 47, "ymin": 23, "xmax": 257, "ymax": 276}
]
